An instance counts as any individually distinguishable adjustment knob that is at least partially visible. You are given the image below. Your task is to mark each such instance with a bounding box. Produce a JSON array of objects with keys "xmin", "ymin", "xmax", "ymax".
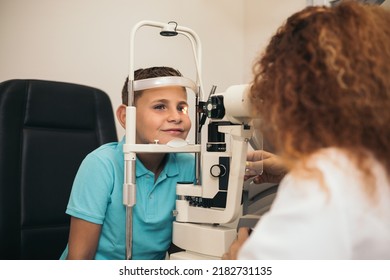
[{"xmin": 210, "ymin": 164, "xmax": 226, "ymax": 178}]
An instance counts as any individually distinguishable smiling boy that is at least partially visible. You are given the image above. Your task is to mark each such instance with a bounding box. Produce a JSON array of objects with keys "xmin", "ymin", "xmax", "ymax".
[{"xmin": 60, "ymin": 67, "xmax": 195, "ymax": 260}]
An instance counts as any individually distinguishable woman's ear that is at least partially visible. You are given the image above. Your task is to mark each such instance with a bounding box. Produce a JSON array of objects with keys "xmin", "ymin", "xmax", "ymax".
[{"xmin": 116, "ymin": 104, "xmax": 127, "ymax": 129}]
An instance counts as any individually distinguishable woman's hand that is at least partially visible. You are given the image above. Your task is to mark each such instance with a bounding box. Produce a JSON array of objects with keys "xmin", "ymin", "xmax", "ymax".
[
  {"xmin": 222, "ymin": 227, "xmax": 250, "ymax": 260},
  {"xmin": 245, "ymin": 150, "xmax": 287, "ymax": 184}
]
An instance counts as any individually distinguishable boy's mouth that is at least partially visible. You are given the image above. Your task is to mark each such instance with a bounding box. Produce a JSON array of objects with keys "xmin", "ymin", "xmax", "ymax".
[{"xmin": 161, "ymin": 128, "xmax": 185, "ymax": 135}]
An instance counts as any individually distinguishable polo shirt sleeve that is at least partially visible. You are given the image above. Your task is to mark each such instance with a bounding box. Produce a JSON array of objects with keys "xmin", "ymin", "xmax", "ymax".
[{"xmin": 65, "ymin": 153, "xmax": 114, "ymax": 225}]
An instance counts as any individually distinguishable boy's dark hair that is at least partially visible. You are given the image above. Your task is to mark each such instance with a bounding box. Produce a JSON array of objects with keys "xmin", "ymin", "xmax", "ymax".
[{"xmin": 121, "ymin": 66, "xmax": 182, "ymax": 105}]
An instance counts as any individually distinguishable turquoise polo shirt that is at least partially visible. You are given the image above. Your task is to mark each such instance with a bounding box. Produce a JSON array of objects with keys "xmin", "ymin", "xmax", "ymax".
[{"xmin": 60, "ymin": 137, "xmax": 195, "ymax": 260}]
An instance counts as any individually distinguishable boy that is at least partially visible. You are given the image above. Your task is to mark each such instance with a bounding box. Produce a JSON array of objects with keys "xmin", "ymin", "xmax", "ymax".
[{"xmin": 60, "ymin": 67, "xmax": 195, "ymax": 259}]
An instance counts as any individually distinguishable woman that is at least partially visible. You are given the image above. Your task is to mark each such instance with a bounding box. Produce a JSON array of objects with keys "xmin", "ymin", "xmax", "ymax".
[{"xmin": 225, "ymin": 1, "xmax": 390, "ymax": 259}]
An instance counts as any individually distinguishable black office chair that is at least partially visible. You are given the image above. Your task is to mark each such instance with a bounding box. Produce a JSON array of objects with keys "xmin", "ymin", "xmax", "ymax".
[{"xmin": 0, "ymin": 79, "xmax": 117, "ymax": 259}]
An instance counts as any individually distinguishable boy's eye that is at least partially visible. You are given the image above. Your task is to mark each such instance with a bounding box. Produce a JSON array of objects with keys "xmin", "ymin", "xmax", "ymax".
[
  {"xmin": 153, "ymin": 104, "xmax": 166, "ymax": 110},
  {"xmin": 178, "ymin": 105, "xmax": 188, "ymax": 114}
]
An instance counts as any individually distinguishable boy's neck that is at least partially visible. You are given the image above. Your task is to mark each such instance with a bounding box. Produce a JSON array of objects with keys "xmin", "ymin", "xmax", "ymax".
[{"xmin": 137, "ymin": 153, "xmax": 167, "ymax": 180}]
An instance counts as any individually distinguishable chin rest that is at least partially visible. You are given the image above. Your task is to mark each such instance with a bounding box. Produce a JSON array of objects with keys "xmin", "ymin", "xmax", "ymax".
[{"xmin": 0, "ymin": 79, "xmax": 117, "ymax": 259}]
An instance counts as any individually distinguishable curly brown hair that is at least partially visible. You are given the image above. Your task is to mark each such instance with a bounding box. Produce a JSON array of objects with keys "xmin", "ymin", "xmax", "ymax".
[{"xmin": 250, "ymin": 1, "xmax": 390, "ymax": 177}]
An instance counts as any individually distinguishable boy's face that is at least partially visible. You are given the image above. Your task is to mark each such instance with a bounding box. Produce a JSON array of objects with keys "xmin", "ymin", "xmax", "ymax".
[{"xmin": 135, "ymin": 86, "xmax": 191, "ymax": 144}]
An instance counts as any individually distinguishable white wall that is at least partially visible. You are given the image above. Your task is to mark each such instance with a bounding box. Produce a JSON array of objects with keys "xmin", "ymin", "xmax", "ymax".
[{"xmin": 243, "ymin": 0, "xmax": 307, "ymax": 82}]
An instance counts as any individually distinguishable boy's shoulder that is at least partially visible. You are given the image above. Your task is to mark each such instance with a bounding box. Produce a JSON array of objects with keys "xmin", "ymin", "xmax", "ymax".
[
  {"xmin": 94, "ymin": 141, "xmax": 121, "ymax": 152},
  {"xmin": 88, "ymin": 141, "xmax": 123, "ymax": 161}
]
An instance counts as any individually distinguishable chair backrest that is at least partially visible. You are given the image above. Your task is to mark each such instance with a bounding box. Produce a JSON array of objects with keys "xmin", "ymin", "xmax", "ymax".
[{"xmin": 0, "ymin": 79, "xmax": 118, "ymax": 259}]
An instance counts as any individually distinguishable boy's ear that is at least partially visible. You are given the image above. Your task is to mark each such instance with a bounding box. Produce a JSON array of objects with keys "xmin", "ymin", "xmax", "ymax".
[{"xmin": 116, "ymin": 104, "xmax": 126, "ymax": 129}]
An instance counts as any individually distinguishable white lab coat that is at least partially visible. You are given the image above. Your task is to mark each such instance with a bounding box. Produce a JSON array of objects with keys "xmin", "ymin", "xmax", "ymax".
[{"xmin": 239, "ymin": 148, "xmax": 390, "ymax": 259}]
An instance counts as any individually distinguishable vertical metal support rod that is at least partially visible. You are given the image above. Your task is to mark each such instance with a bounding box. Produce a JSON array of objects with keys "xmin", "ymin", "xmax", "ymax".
[
  {"xmin": 125, "ymin": 207, "xmax": 133, "ymax": 259},
  {"xmin": 124, "ymin": 80, "xmax": 137, "ymax": 259},
  {"xmin": 124, "ymin": 154, "xmax": 136, "ymax": 259},
  {"xmin": 195, "ymin": 88, "xmax": 201, "ymax": 185}
]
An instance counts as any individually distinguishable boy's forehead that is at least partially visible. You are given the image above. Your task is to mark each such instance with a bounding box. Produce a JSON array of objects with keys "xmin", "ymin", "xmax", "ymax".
[{"xmin": 137, "ymin": 86, "xmax": 188, "ymax": 101}]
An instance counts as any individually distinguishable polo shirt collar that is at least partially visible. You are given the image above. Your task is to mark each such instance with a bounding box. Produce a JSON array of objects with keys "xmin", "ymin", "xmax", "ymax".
[{"xmin": 119, "ymin": 136, "xmax": 180, "ymax": 178}]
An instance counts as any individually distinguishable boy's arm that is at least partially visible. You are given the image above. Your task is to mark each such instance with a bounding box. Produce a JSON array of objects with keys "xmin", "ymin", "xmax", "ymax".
[{"xmin": 66, "ymin": 217, "xmax": 102, "ymax": 260}]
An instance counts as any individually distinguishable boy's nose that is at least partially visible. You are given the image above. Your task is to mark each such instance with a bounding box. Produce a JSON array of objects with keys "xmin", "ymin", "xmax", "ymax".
[{"xmin": 168, "ymin": 109, "xmax": 181, "ymax": 122}]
